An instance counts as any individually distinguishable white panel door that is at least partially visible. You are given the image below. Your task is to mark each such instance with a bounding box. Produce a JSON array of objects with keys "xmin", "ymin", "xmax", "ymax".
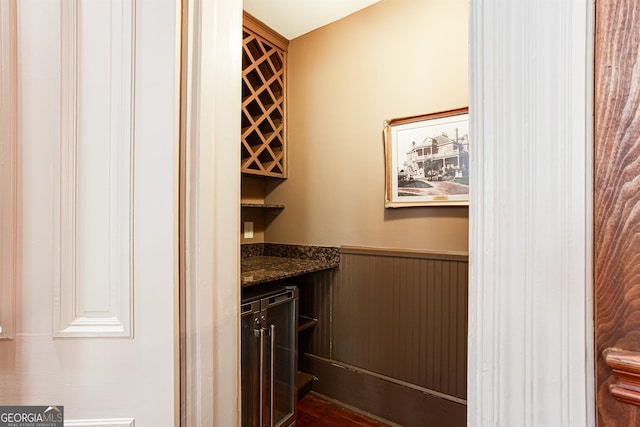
[{"xmin": 0, "ymin": 0, "xmax": 178, "ymax": 425}]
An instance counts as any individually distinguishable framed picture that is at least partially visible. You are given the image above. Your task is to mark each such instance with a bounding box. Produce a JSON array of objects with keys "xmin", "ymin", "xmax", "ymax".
[{"xmin": 384, "ymin": 108, "xmax": 469, "ymax": 207}]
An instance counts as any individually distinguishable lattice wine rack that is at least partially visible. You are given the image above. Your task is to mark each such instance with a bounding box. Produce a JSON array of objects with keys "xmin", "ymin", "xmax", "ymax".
[{"xmin": 241, "ymin": 20, "xmax": 287, "ymax": 177}]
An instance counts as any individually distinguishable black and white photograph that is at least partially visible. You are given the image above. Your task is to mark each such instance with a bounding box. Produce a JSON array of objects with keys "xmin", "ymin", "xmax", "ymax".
[{"xmin": 384, "ymin": 108, "xmax": 469, "ymax": 207}]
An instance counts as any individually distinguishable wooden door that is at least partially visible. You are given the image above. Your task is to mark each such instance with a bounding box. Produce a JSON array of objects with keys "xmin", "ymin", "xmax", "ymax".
[
  {"xmin": 595, "ymin": 0, "xmax": 640, "ymax": 424},
  {"xmin": 0, "ymin": 0, "xmax": 179, "ymax": 424}
]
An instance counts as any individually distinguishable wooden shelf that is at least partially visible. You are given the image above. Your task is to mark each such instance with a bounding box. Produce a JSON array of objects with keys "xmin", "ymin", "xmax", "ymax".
[
  {"xmin": 241, "ymin": 203, "xmax": 285, "ymax": 209},
  {"xmin": 298, "ymin": 315, "xmax": 318, "ymax": 332},
  {"xmin": 297, "ymin": 371, "xmax": 317, "ymax": 395},
  {"xmin": 241, "ymin": 13, "xmax": 288, "ymax": 178},
  {"xmin": 298, "ymin": 317, "xmax": 319, "ymax": 398}
]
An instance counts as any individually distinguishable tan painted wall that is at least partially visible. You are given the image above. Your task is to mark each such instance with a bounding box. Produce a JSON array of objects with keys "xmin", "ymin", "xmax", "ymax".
[
  {"xmin": 265, "ymin": 0, "xmax": 468, "ymax": 251},
  {"xmin": 241, "ymin": 176, "xmax": 267, "ymax": 243}
]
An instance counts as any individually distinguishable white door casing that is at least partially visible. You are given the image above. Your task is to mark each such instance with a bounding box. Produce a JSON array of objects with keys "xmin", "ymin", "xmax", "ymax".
[
  {"xmin": 0, "ymin": 0, "xmax": 17, "ymax": 342},
  {"xmin": 0, "ymin": 0, "xmax": 180, "ymax": 425},
  {"xmin": 468, "ymin": 0, "xmax": 595, "ymax": 426},
  {"xmin": 181, "ymin": 0, "xmax": 242, "ymax": 425}
]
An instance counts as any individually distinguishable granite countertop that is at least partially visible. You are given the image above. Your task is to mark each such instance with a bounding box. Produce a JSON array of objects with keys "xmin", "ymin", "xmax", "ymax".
[{"xmin": 241, "ymin": 255, "xmax": 339, "ymax": 286}]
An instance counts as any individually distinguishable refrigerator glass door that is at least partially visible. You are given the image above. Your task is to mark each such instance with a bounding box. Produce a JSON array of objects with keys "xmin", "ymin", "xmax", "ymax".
[{"xmin": 263, "ymin": 290, "xmax": 297, "ymax": 427}]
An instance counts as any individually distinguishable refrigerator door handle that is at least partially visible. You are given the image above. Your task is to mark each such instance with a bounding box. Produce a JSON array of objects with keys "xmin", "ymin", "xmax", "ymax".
[
  {"xmin": 270, "ymin": 323, "xmax": 276, "ymax": 427},
  {"xmin": 259, "ymin": 327, "xmax": 265, "ymax": 427}
]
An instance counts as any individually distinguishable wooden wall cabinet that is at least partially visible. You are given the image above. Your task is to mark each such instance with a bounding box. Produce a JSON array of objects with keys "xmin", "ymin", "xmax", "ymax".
[{"xmin": 242, "ymin": 13, "xmax": 288, "ymax": 178}]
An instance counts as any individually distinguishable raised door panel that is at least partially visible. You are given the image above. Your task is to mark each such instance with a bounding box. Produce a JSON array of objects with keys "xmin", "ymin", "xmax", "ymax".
[{"xmin": 55, "ymin": 0, "xmax": 134, "ymax": 338}]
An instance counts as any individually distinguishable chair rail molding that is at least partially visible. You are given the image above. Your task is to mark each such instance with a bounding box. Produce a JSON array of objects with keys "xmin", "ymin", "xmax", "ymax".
[
  {"xmin": 468, "ymin": 0, "xmax": 595, "ymax": 426},
  {"xmin": 0, "ymin": 0, "xmax": 17, "ymax": 341}
]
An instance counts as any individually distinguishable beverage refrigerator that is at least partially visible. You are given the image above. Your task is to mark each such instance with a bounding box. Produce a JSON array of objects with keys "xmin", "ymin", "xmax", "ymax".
[{"xmin": 241, "ymin": 287, "xmax": 298, "ymax": 427}]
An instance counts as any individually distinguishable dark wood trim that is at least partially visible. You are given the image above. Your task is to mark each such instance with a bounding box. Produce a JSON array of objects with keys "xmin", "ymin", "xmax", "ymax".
[
  {"xmin": 340, "ymin": 245, "xmax": 469, "ymax": 261},
  {"xmin": 604, "ymin": 348, "xmax": 640, "ymax": 406},
  {"xmin": 595, "ymin": 0, "xmax": 640, "ymax": 424}
]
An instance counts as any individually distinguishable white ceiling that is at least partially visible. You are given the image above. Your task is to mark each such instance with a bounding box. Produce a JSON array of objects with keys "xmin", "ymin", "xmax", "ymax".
[{"xmin": 242, "ymin": 0, "xmax": 382, "ymax": 40}]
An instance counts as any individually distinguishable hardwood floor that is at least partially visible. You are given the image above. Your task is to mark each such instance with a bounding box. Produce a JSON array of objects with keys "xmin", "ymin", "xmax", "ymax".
[{"xmin": 296, "ymin": 394, "xmax": 388, "ymax": 427}]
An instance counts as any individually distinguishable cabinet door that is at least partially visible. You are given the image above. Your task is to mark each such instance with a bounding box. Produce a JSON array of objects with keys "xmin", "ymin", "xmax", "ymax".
[{"xmin": 263, "ymin": 290, "xmax": 298, "ymax": 427}]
